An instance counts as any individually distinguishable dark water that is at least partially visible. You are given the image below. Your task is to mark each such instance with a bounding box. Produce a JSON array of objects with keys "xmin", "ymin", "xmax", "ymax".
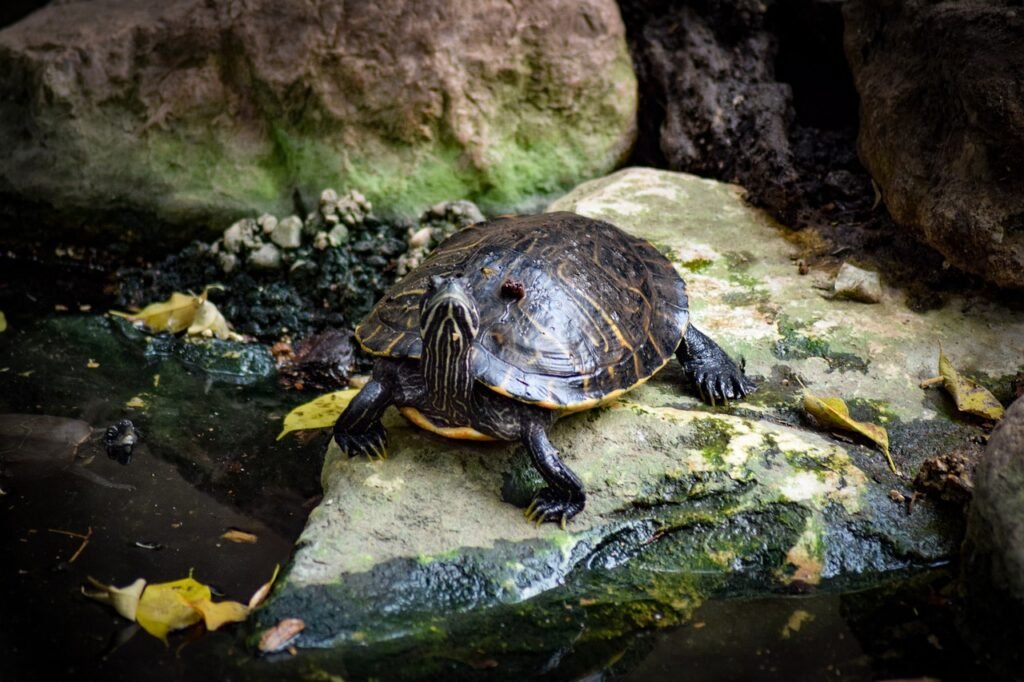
[{"xmin": 0, "ymin": 314, "xmax": 981, "ymax": 681}]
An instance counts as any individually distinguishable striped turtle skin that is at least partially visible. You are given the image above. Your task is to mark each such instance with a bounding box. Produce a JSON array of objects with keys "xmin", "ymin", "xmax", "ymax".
[{"xmin": 356, "ymin": 212, "xmax": 689, "ymax": 412}]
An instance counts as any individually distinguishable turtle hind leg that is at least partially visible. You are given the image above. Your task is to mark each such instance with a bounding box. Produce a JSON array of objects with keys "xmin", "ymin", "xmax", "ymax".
[
  {"xmin": 333, "ymin": 379, "xmax": 391, "ymax": 460},
  {"xmin": 677, "ymin": 324, "xmax": 756, "ymax": 404},
  {"xmin": 522, "ymin": 423, "xmax": 586, "ymax": 527}
]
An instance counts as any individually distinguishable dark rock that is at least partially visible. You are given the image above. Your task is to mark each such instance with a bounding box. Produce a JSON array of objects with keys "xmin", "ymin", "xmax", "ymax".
[
  {"xmin": 962, "ymin": 397, "xmax": 1024, "ymax": 680},
  {"xmin": 844, "ymin": 0, "xmax": 1024, "ymax": 289},
  {"xmin": 278, "ymin": 329, "xmax": 356, "ymax": 392},
  {"xmin": 621, "ymin": 0, "xmax": 798, "ymax": 217},
  {"xmin": 0, "ymin": 0, "xmax": 635, "ymax": 244}
]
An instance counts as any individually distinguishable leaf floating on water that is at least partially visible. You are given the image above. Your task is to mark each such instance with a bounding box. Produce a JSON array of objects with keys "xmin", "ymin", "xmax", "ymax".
[
  {"xmin": 921, "ymin": 348, "xmax": 1004, "ymax": 421},
  {"xmin": 82, "ymin": 566, "xmax": 278, "ymax": 644},
  {"xmin": 277, "ymin": 389, "xmax": 360, "ymax": 440},
  {"xmin": 248, "ymin": 564, "xmax": 281, "ymax": 609},
  {"xmin": 190, "ymin": 597, "xmax": 251, "ymax": 631},
  {"xmin": 111, "ymin": 287, "xmax": 242, "ymax": 341},
  {"xmin": 135, "ymin": 575, "xmax": 210, "ymax": 643},
  {"xmin": 802, "ymin": 391, "xmax": 897, "ymax": 475},
  {"xmin": 221, "ymin": 529, "xmax": 258, "ymax": 544},
  {"xmin": 82, "ymin": 577, "xmax": 147, "ymax": 622}
]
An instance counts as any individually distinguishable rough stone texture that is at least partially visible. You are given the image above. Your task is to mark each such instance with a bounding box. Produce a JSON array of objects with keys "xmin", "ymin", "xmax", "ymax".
[
  {"xmin": 257, "ymin": 169, "xmax": 1024, "ymax": 661},
  {"xmin": 0, "ymin": 0, "xmax": 636, "ymax": 243},
  {"xmin": 962, "ymin": 396, "xmax": 1024, "ymax": 680},
  {"xmin": 620, "ymin": 0, "xmax": 798, "ymax": 217},
  {"xmin": 844, "ymin": 0, "xmax": 1024, "ymax": 289}
]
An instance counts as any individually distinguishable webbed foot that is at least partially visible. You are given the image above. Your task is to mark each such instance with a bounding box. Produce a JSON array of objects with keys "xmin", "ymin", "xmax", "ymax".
[
  {"xmin": 335, "ymin": 422, "xmax": 389, "ymax": 460},
  {"xmin": 524, "ymin": 487, "xmax": 585, "ymax": 528},
  {"xmin": 678, "ymin": 325, "xmax": 756, "ymax": 404}
]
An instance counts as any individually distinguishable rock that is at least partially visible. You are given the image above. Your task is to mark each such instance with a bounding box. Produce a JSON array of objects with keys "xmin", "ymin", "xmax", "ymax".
[
  {"xmin": 962, "ymin": 397, "xmax": 1024, "ymax": 680},
  {"xmin": 0, "ymin": 0, "xmax": 636, "ymax": 242},
  {"xmin": 222, "ymin": 219, "xmax": 260, "ymax": 254},
  {"xmin": 326, "ymin": 225, "xmax": 348, "ymax": 248},
  {"xmin": 844, "ymin": 0, "xmax": 1024, "ymax": 289},
  {"xmin": 247, "ymin": 242, "xmax": 281, "ymax": 270},
  {"xmin": 256, "ymin": 213, "xmax": 278, "ymax": 235},
  {"xmin": 620, "ymin": 0, "xmax": 798, "ymax": 218},
  {"xmin": 831, "ymin": 262, "xmax": 882, "ymax": 303},
  {"xmin": 256, "ymin": 168, "xmax": 1024, "ymax": 657},
  {"xmin": 270, "ymin": 216, "xmax": 303, "ymax": 250}
]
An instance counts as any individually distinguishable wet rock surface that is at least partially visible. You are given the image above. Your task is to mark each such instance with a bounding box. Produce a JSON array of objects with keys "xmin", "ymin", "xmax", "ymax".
[
  {"xmin": 844, "ymin": 0, "xmax": 1024, "ymax": 289},
  {"xmin": 257, "ymin": 169, "xmax": 1024, "ymax": 662},
  {"xmin": 0, "ymin": 0, "xmax": 635, "ymax": 243},
  {"xmin": 963, "ymin": 396, "xmax": 1024, "ymax": 680}
]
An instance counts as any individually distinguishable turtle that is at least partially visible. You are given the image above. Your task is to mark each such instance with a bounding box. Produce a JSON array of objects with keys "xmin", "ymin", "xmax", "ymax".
[{"xmin": 334, "ymin": 212, "xmax": 756, "ymax": 525}]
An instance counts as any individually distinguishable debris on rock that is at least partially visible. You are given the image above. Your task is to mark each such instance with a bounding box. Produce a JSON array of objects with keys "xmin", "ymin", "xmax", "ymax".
[
  {"xmin": 829, "ymin": 262, "xmax": 882, "ymax": 303},
  {"xmin": 913, "ymin": 448, "xmax": 978, "ymax": 508}
]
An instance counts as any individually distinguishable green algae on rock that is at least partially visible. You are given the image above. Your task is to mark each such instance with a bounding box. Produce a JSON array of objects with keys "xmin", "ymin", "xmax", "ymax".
[
  {"xmin": 0, "ymin": 0, "xmax": 636, "ymax": 243},
  {"xmin": 256, "ymin": 169, "xmax": 1024, "ymax": 662}
]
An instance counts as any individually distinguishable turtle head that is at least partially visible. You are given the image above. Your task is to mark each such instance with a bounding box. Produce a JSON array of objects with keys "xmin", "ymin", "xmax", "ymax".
[
  {"xmin": 421, "ymin": 275, "xmax": 480, "ymax": 341},
  {"xmin": 420, "ymin": 275, "xmax": 479, "ymax": 415}
]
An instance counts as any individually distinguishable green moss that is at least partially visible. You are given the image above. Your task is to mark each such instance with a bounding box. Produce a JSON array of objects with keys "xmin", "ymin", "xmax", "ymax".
[
  {"xmin": 722, "ymin": 289, "xmax": 769, "ymax": 306},
  {"xmin": 773, "ymin": 315, "xmax": 869, "ymax": 373},
  {"xmin": 689, "ymin": 417, "xmax": 737, "ymax": 467}
]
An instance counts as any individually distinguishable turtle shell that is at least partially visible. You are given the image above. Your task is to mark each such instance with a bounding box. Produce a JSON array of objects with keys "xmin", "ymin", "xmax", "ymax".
[{"xmin": 357, "ymin": 212, "xmax": 689, "ymax": 410}]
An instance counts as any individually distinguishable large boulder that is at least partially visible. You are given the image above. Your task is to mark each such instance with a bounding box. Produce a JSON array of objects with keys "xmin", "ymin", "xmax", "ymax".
[
  {"xmin": 962, "ymin": 397, "xmax": 1024, "ymax": 680},
  {"xmin": 0, "ymin": 0, "xmax": 636, "ymax": 243},
  {"xmin": 844, "ymin": 0, "xmax": 1024, "ymax": 289},
  {"xmin": 254, "ymin": 168, "xmax": 1024, "ymax": 677}
]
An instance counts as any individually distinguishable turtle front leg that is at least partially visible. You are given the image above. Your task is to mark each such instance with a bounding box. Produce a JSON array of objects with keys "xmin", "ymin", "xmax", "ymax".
[
  {"xmin": 677, "ymin": 325, "xmax": 756, "ymax": 403},
  {"xmin": 333, "ymin": 379, "xmax": 392, "ymax": 460},
  {"xmin": 522, "ymin": 423, "xmax": 586, "ymax": 527}
]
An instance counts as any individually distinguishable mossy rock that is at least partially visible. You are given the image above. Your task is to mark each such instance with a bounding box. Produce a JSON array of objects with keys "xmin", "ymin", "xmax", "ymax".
[{"xmin": 255, "ymin": 169, "xmax": 1024, "ymax": 667}]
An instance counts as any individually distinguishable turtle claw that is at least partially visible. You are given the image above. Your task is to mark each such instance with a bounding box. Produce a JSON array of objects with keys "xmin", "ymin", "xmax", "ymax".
[
  {"xmin": 686, "ymin": 361, "xmax": 755, "ymax": 405},
  {"xmin": 523, "ymin": 487, "xmax": 584, "ymax": 526},
  {"xmin": 335, "ymin": 423, "xmax": 389, "ymax": 461}
]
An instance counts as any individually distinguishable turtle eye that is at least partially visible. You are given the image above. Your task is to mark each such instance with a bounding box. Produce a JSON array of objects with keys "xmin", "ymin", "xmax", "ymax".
[{"xmin": 428, "ymin": 275, "xmax": 446, "ymax": 292}]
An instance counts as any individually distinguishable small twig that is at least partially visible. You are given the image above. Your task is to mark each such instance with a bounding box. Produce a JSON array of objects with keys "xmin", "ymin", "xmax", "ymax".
[
  {"xmin": 919, "ymin": 376, "xmax": 945, "ymax": 389},
  {"xmin": 48, "ymin": 526, "xmax": 93, "ymax": 563}
]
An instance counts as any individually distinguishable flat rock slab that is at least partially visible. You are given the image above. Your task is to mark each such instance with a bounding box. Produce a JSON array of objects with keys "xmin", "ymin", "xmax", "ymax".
[{"xmin": 258, "ymin": 168, "xmax": 1024, "ymax": 659}]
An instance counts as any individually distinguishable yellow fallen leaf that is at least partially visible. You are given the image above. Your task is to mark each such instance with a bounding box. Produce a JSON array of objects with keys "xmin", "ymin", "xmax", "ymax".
[
  {"xmin": 112, "ymin": 291, "xmax": 205, "ymax": 334},
  {"xmin": 190, "ymin": 597, "xmax": 250, "ymax": 631},
  {"xmin": 929, "ymin": 348, "xmax": 1005, "ymax": 421},
  {"xmin": 136, "ymin": 575, "xmax": 210, "ymax": 643},
  {"xmin": 111, "ymin": 287, "xmax": 241, "ymax": 341},
  {"xmin": 126, "ymin": 395, "xmax": 147, "ymax": 409},
  {"xmin": 0, "ymin": 311, "xmax": 6, "ymax": 332},
  {"xmin": 249, "ymin": 564, "xmax": 281, "ymax": 609},
  {"xmin": 277, "ymin": 389, "xmax": 360, "ymax": 440},
  {"xmin": 82, "ymin": 577, "xmax": 147, "ymax": 622},
  {"xmin": 221, "ymin": 529, "xmax": 258, "ymax": 544},
  {"xmin": 803, "ymin": 391, "xmax": 897, "ymax": 475},
  {"xmin": 187, "ymin": 299, "xmax": 243, "ymax": 341}
]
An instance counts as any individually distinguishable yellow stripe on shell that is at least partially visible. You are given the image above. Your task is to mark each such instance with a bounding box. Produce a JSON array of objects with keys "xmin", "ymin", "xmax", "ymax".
[{"xmin": 483, "ymin": 353, "xmax": 673, "ymax": 412}]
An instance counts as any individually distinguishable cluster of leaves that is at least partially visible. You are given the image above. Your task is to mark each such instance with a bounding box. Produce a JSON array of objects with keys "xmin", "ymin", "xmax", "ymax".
[
  {"xmin": 84, "ymin": 567, "xmax": 277, "ymax": 643},
  {"xmin": 803, "ymin": 347, "xmax": 1005, "ymax": 475}
]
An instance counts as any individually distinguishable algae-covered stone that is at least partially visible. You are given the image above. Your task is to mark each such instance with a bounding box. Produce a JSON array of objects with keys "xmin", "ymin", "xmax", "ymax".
[
  {"xmin": 259, "ymin": 169, "xmax": 1024, "ymax": 658},
  {"xmin": 0, "ymin": 0, "xmax": 636, "ymax": 242}
]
